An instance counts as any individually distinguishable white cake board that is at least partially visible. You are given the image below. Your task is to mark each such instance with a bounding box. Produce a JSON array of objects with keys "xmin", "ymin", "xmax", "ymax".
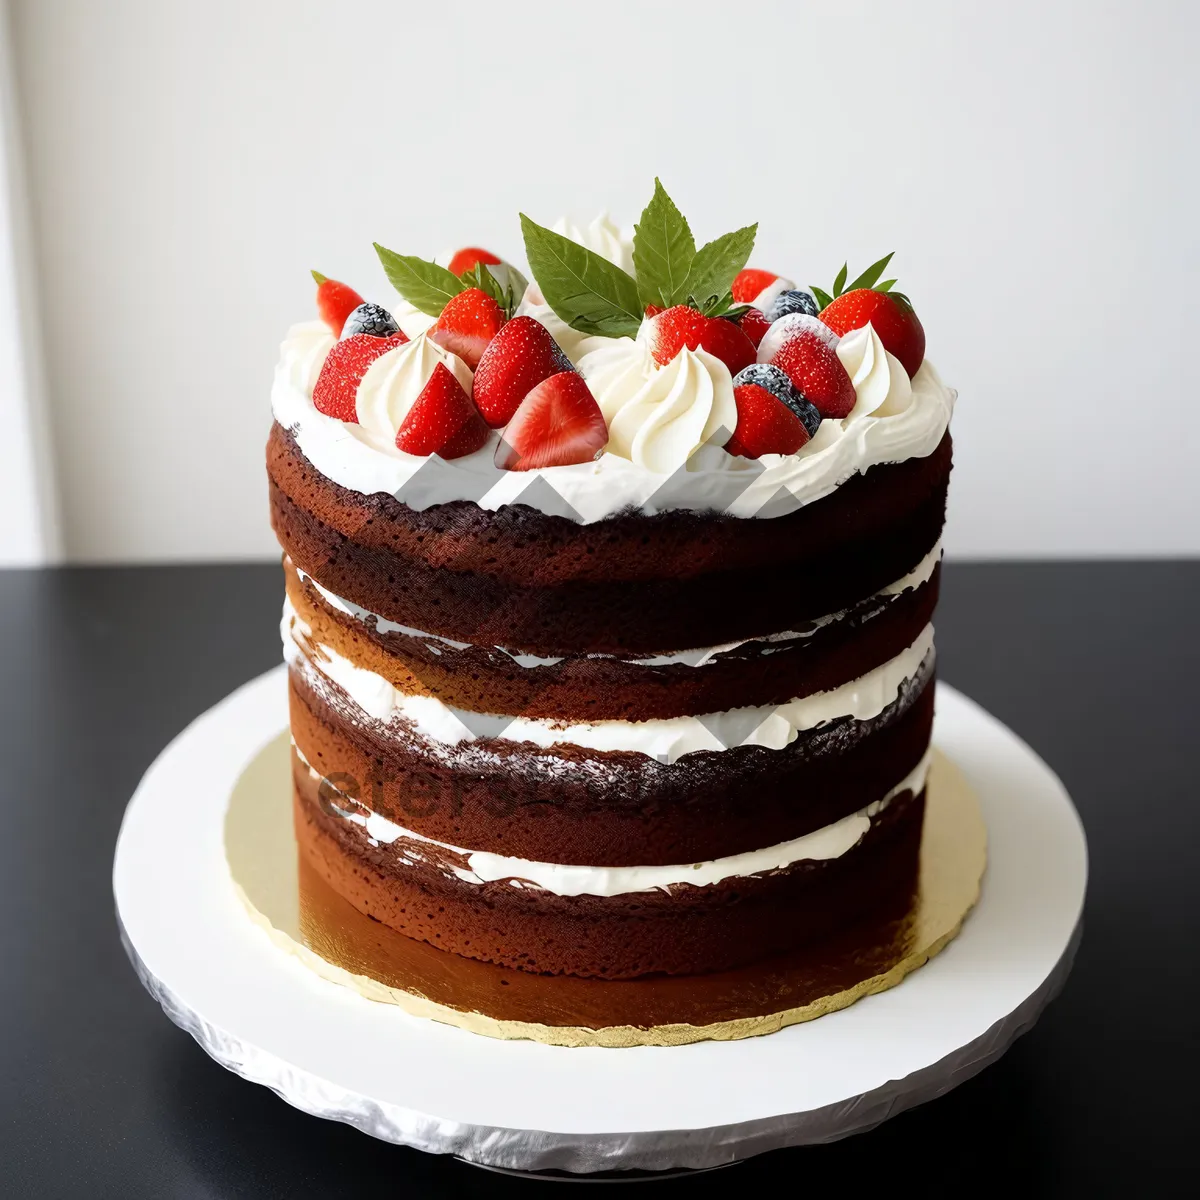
[{"xmin": 114, "ymin": 667, "xmax": 1086, "ymax": 1175}]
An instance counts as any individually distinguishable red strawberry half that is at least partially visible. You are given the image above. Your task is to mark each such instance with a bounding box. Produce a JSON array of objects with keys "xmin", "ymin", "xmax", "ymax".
[
  {"xmin": 312, "ymin": 271, "xmax": 364, "ymax": 335},
  {"xmin": 758, "ymin": 314, "xmax": 856, "ymax": 419},
  {"xmin": 447, "ymin": 247, "xmax": 502, "ymax": 275},
  {"xmin": 643, "ymin": 305, "xmax": 757, "ymax": 376},
  {"xmin": 726, "ymin": 383, "xmax": 811, "ymax": 459},
  {"xmin": 428, "ymin": 288, "xmax": 506, "ymax": 370},
  {"xmin": 312, "ymin": 332, "xmax": 407, "ymax": 422},
  {"xmin": 472, "ymin": 316, "xmax": 574, "ymax": 428},
  {"xmin": 732, "ymin": 267, "xmax": 793, "ymax": 308},
  {"xmin": 495, "ymin": 372, "xmax": 607, "ymax": 471},
  {"xmin": 819, "ymin": 289, "xmax": 925, "ymax": 377},
  {"xmin": 739, "ymin": 307, "xmax": 771, "ymax": 349},
  {"xmin": 394, "ymin": 362, "xmax": 489, "ymax": 459}
]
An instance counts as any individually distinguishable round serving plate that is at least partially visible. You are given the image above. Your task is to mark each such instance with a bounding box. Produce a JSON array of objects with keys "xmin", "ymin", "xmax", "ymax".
[{"xmin": 114, "ymin": 666, "xmax": 1086, "ymax": 1175}]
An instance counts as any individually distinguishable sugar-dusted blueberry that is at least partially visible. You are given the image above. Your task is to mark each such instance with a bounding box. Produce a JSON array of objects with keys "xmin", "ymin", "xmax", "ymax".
[
  {"xmin": 733, "ymin": 362, "xmax": 822, "ymax": 439},
  {"xmin": 342, "ymin": 302, "xmax": 400, "ymax": 338},
  {"xmin": 765, "ymin": 289, "xmax": 820, "ymax": 322}
]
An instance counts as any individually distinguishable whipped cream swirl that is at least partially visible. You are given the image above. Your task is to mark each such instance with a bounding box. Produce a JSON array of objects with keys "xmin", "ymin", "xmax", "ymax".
[
  {"xmin": 279, "ymin": 320, "xmax": 336, "ymax": 392},
  {"xmin": 837, "ymin": 324, "xmax": 913, "ymax": 419},
  {"xmin": 550, "ymin": 212, "xmax": 635, "ymax": 274},
  {"xmin": 355, "ymin": 333, "xmax": 474, "ymax": 445},
  {"xmin": 579, "ymin": 337, "xmax": 736, "ymax": 473}
]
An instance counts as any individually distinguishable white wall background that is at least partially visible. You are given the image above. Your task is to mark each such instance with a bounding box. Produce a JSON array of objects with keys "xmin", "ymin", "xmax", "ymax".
[{"xmin": 8, "ymin": 0, "xmax": 1199, "ymax": 563}]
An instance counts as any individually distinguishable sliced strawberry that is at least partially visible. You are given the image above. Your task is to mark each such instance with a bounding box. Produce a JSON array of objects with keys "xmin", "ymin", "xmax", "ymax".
[
  {"xmin": 312, "ymin": 271, "xmax": 364, "ymax": 335},
  {"xmin": 758, "ymin": 314, "xmax": 856, "ymax": 419},
  {"xmin": 394, "ymin": 362, "xmax": 489, "ymax": 459},
  {"xmin": 738, "ymin": 306, "xmax": 771, "ymax": 349},
  {"xmin": 472, "ymin": 315, "xmax": 574, "ymax": 428},
  {"xmin": 495, "ymin": 372, "xmax": 607, "ymax": 471},
  {"xmin": 447, "ymin": 247, "xmax": 502, "ymax": 276},
  {"xmin": 427, "ymin": 287, "xmax": 506, "ymax": 370},
  {"xmin": 312, "ymin": 332, "xmax": 407, "ymax": 422},
  {"xmin": 819, "ymin": 289, "xmax": 926, "ymax": 377},
  {"xmin": 726, "ymin": 383, "xmax": 811, "ymax": 459},
  {"xmin": 644, "ymin": 302, "xmax": 664, "ymax": 317},
  {"xmin": 643, "ymin": 305, "xmax": 756, "ymax": 376}
]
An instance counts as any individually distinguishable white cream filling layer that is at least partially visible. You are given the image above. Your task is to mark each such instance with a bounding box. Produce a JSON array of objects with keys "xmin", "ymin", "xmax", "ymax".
[
  {"xmin": 284, "ymin": 603, "xmax": 934, "ymax": 762},
  {"xmin": 301, "ymin": 747, "xmax": 932, "ymax": 898},
  {"xmin": 297, "ymin": 538, "xmax": 942, "ymax": 671}
]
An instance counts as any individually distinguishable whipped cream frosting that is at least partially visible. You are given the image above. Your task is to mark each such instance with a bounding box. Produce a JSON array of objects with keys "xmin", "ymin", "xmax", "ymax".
[
  {"xmin": 837, "ymin": 324, "xmax": 913, "ymax": 419},
  {"xmin": 550, "ymin": 213, "xmax": 635, "ymax": 275},
  {"xmin": 354, "ymin": 332, "xmax": 474, "ymax": 444},
  {"xmin": 297, "ymin": 536, "xmax": 941, "ymax": 670},
  {"xmin": 274, "ymin": 329, "xmax": 952, "ymax": 523},
  {"xmin": 279, "ymin": 321, "xmax": 336, "ymax": 393},
  {"xmin": 581, "ymin": 338, "xmax": 736, "ymax": 472},
  {"xmin": 299, "ymin": 746, "xmax": 931, "ymax": 897},
  {"xmin": 748, "ymin": 275, "xmax": 795, "ymax": 312},
  {"xmin": 284, "ymin": 600, "xmax": 934, "ymax": 761}
]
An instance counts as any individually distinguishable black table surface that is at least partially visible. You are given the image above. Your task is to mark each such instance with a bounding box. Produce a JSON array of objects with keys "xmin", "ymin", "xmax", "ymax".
[{"xmin": 1, "ymin": 560, "xmax": 1197, "ymax": 1196}]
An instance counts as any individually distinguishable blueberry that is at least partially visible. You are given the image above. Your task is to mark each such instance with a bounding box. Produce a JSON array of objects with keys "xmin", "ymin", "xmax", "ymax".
[
  {"xmin": 765, "ymin": 289, "xmax": 820, "ymax": 322},
  {"xmin": 733, "ymin": 363, "xmax": 822, "ymax": 438},
  {"xmin": 342, "ymin": 303, "xmax": 400, "ymax": 338}
]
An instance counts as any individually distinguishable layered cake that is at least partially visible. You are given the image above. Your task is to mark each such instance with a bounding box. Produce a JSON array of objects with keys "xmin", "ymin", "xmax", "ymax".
[{"xmin": 268, "ymin": 185, "xmax": 955, "ymax": 984}]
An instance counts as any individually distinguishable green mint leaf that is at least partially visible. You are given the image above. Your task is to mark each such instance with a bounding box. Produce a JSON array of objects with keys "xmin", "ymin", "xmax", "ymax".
[
  {"xmin": 310, "ymin": 269, "xmax": 328, "ymax": 286},
  {"xmin": 374, "ymin": 244, "xmax": 466, "ymax": 317},
  {"xmin": 833, "ymin": 263, "xmax": 848, "ymax": 297},
  {"xmin": 502, "ymin": 264, "xmax": 529, "ymax": 308},
  {"xmin": 847, "ymin": 252, "xmax": 894, "ymax": 292},
  {"xmin": 701, "ymin": 289, "xmax": 738, "ymax": 317},
  {"xmin": 520, "ymin": 214, "xmax": 642, "ymax": 338},
  {"xmin": 632, "ymin": 178, "xmax": 696, "ymax": 308},
  {"xmin": 718, "ymin": 304, "xmax": 753, "ymax": 322},
  {"xmin": 876, "ymin": 278, "xmax": 897, "ymax": 293},
  {"xmin": 680, "ymin": 223, "xmax": 758, "ymax": 317},
  {"xmin": 811, "ymin": 286, "xmax": 834, "ymax": 310},
  {"xmin": 462, "ymin": 262, "xmax": 506, "ymax": 307},
  {"xmin": 466, "ymin": 263, "xmax": 526, "ymax": 319}
]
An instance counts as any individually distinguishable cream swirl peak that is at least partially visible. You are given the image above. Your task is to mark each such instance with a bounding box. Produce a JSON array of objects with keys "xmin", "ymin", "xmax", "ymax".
[
  {"xmin": 355, "ymin": 333, "xmax": 474, "ymax": 445},
  {"xmin": 581, "ymin": 337, "xmax": 736, "ymax": 472},
  {"xmin": 837, "ymin": 324, "xmax": 913, "ymax": 419},
  {"xmin": 549, "ymin": 212, "xmax": 635, "ymax": 274}
]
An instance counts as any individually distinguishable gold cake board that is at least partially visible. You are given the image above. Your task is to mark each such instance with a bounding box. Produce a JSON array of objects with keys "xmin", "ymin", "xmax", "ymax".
[{"xmin": 226, "ymin": 733, "xmax": 986, "ymax": 1048}]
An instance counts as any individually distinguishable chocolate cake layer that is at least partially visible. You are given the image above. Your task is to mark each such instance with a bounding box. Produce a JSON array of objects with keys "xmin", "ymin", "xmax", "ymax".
[
  {"xmin": 286, "ymin": 556, "xmax": 940, "ymax": 722},
  {"xmin": 294, "ymin": 770, "xmax": 926, "ymax": 979},
  {"xmin": 288, "ymin": 661, "xmax": 935, "ymax": 866},
  {"xmin": 268, "ymin": 422, "xmax": 951, "ymax": 653}
]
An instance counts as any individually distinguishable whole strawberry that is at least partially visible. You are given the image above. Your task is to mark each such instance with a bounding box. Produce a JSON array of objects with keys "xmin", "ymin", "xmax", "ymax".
[
  {"xmin": 312, "ymin": 271, "xmax": 364, "ymax": 335},
  {"xmin": 428, "ymin": 287, "xmax": 506, "ymax": 370},
  {"xmin": 731, "ymin": 268, "xmax": 794, "ymax": 310},
  {"xmin": 812, "ymin": 254, "xmax": 925, "ymax": 377},
  {"xmin": 757, "ymin": 314, "xmax": 856, "ymax": 419},
  {"xmin": 643, "ymin": 305, "xmax": 757, "ymax": 377},
  {"xmin": 447, "ymin": 247, "xmax": 502, "ymax": 275},
  {"xmin": 473, "ymin": 316, "xmax": 574, "ymax": 428},
  {"xmin": 725, "ymin": 383, "xmax": 811, "ymax": 459},
  {"xmin": 739, "ymin": 307, "xmax": 771, "ymax": 349}
]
